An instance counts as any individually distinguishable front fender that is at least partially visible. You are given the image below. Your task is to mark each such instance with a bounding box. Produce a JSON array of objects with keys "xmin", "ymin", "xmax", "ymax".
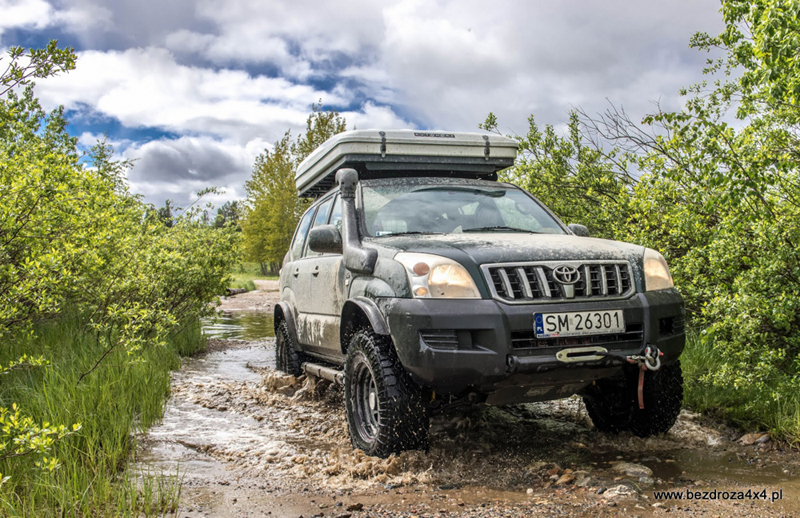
[
  {"xmin": 340, "ymin": 297, "xmax": 390, "ymax": 353},
  {"xmin": 274, "ymin": 301, "xmax": 299, "ymax": 344}
]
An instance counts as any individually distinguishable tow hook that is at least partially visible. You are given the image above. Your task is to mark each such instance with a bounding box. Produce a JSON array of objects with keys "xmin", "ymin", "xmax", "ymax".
[
  {"xmin": 625, "ymin": 344, "xmax": 663, "ymax": 410},
  {"xmin": 626, "ymin": 344, "xmax": 662, "ymax": 372},
  {"xmin": 598, "ymin": 344, "xmax": 664, "ymax": 410}
]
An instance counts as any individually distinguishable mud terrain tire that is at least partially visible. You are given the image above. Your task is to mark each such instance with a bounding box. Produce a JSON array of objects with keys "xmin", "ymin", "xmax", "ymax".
[
  {"xmin": 629, "ymin": 362, "xmax": 683, "ymax": 437},
  {"xmin": 275, "ymin": 320, "xmax": 303, "ymax": 377},
  {"xmin": 582, "ymin": 374, "xmax": 636, "ymax": 433},
  {"xmin": 344, "ymin": 328, "xmax": 428, "ymax": 457},
  {"xmin": 583, "ymin": 362, "xmax": 683, "ymax": 437}
]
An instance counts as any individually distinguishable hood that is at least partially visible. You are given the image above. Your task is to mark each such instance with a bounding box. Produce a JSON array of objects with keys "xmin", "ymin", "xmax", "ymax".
[{"xmin": 366, "ymin": 232, "xmax": 645, "ymax": 266}]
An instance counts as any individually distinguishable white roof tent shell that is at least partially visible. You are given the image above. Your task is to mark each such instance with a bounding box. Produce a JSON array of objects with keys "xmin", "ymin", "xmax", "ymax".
[{"xmin": 295, "ymin": 129, "xmax": 519, "ymax": 198}]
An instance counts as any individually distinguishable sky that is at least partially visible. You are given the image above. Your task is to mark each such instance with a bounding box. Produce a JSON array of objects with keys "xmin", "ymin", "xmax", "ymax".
[{"xmin": 0, "ymin": 0, "xmax": 725, "ymax": 209}]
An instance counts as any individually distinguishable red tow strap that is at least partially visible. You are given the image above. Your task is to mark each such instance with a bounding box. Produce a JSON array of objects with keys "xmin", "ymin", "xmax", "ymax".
[{"xmin": 638, "ymin": 366, "xmax": 646, "ymax": 409}]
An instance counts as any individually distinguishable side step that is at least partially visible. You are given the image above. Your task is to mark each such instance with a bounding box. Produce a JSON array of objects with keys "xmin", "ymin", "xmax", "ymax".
[{"xmin": 302, "ymin": 362, "xmax": 344, "ymax": 385}]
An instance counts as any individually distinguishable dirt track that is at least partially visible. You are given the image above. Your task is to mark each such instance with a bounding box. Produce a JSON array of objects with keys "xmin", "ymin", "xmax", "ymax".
[{"xmin": 137, "ymin": 283, "xmax": 800, "ymax": 517}]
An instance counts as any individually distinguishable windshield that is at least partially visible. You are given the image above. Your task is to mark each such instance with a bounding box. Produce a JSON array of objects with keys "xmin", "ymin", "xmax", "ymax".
[{"xmin": 361, "ymin": 178, "xmax": 566, "ymax": 237}]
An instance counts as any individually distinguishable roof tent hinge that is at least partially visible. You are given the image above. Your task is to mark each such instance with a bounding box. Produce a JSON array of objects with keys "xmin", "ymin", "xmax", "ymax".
[
  {"xmin": 483, "ymin": 135, "xmax": 490, "ymax": 160},
  {"xmin": 379, "ymin": 131, "xmax": 387, "ymax": 158}
]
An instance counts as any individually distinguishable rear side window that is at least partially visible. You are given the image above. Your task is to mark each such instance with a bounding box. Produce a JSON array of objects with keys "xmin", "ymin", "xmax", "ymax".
[{"xmin": 290, "ymin": 208, "xmax": 315, "ymax": 260}]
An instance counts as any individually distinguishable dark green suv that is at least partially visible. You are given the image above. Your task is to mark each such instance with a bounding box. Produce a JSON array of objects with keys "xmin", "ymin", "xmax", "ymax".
[{"xmin": 275, "ymin": 130, "xmax": 685, "ymax": 457}]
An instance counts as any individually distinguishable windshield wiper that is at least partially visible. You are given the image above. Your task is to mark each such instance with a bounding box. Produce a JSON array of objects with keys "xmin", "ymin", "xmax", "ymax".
[
  {"xmin": 463, "ymin": 226, "xmax": 541, "ymax": 234},
  {"xmin": 374, "ymin": 231, "xmax": 445, "ymax": 237}
]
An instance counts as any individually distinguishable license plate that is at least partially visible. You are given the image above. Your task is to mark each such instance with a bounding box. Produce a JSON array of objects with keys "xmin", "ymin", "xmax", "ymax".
[{"xmin": 534, "ymin": 310, "xmax": 625, "ymax": 338}]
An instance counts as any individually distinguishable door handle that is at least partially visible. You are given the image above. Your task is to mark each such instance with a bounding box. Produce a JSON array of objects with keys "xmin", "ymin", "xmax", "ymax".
[
  {"xmin": 293, "ymin": 267, "xmax": 300, "ymax": 277},
  {"xmin": 312, "ymin": 265, "xmax": 320, "ymax": 277}
]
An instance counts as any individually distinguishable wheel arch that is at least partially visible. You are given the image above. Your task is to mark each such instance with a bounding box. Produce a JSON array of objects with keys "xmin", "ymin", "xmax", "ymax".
[
  {"xmin": 340, "ymin": 296, "xmax": 390, "ymax": 354},
  {"xmin": 274, "ymin": 301, "xmax": 299, "ymax": 343}
]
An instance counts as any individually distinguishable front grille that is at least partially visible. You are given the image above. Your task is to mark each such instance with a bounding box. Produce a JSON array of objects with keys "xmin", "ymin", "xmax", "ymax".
[
  {"xmin": 482, "ymin": 261, "xmax": 634, "ymax": 304},
  {"xmin": 511, "ymin": 323, "xmax": 644, "ymax": 349}
]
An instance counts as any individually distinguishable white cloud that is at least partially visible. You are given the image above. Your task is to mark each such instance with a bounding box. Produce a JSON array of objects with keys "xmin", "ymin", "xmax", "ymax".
[
  {"xmin": 4, "ymin": 0, "xmax": 727, "ymax": 205},
  {"xmin": 122, "ymin": 135, "xmax": 265, "ymax": 206},
  {"xmin": 0, "ymin": 0, "xmax": 110, "ymax": 39},
  {"xmin": 36, "ymin": 47, "xmax": 351, "ymax": 144}
]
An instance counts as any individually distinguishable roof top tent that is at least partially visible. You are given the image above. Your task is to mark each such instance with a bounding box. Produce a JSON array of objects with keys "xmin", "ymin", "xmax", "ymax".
[{"xmin": 295, "ymin": 129, "xmax": 519, "ymax": 198}]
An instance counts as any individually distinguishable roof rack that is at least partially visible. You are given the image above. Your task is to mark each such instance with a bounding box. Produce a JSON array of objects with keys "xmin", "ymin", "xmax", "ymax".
[{"xmin": 295, "ymin": 129, "xmax": 518, "ymax": 198}]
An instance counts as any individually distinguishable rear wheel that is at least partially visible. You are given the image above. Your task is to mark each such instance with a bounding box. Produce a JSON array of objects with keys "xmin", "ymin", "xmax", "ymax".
[
  {"xmin": 275, "ymin": 319, "xmax": 303, "ymax": 377},
  {"xmin": 583, "ymin": 362, "xmax": 683, "ymax": 437},
  {"xmin": 344, "ymin": 328, "xmax": 428, "ymax": 457}
]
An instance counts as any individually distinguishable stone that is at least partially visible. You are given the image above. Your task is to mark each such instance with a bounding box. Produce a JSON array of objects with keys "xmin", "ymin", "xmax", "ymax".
[
  {"xmin": 739, "ymin": 433, "xmax": 768, "ymax": 446},
  {"xmin": 638, "ymin": 476, "xmax": 655, "ymax": 487},
  {"xmin": 611, "ymin": 462, "xmax": 653, "ymax": 478},
  {"xmin": 555, "ymin": 474, "xmax": 575, "ymax": 486}
]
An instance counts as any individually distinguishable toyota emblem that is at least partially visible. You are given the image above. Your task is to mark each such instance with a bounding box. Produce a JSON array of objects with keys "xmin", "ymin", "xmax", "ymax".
[{"xmin": 552, "ymin": 265, "xmax": 580, "ymax": 285}]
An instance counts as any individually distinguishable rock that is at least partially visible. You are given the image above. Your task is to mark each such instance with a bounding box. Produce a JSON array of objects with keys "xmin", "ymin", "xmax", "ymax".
[
  {"xmin": 345, "ymin": 503, "xmax": 363, "ymax": 512},
  {"xmin": 604, "ymin": 484, "xmax": 636, "ymax": 499},
  {"xmin": 611, "ymin": 462, "xmax": 653, "ymax": 478},
  {"xmin": 576, "ymin": 476, "xmax": 593, "ymax": 488},
  {"xmin": 555, "ymin": 474, "xmax": 575, "ymax": 486},
  {"xmin": 526, "ymin": 488, "xmax": 534, "ymax": 495},
  {"xmin": 739, "ymin": 433, "xmax": 768, "ymax": 445},
  {"xmin": 756, "ymin": 434, "xmax": 771, "ymax": 444},
  {"xmin": 638, "ymin": 476, "xmax": 655, "ymax": 487},
  {"xmin": 653, "ymin": 502, "xmax": 666, "ymax": 508},
  {"xmin": 546, "ymin": 466, "xmax": 561, "ymax": 476}
]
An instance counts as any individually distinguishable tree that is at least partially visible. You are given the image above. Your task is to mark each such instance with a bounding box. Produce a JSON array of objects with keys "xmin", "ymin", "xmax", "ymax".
[
  {"xmin": 493, "ymin": 0, "xmax": 800, "ymax": 436},
  {"xmin": 156, "ymin": 200, "xmax": 178, "ymax": 227},
  {"xmin": 214, "ymin": 200, "xmax": 241, "ymax": 229},
  {"xmin": 241, "ymin": 104, "xmax": 346, "ymax": 274}
]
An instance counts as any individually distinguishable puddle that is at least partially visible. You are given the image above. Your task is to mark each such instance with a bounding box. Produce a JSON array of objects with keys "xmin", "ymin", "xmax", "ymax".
[{"xmin": 201, "ymin": 311, "xmax": 275, "ymax": 340}]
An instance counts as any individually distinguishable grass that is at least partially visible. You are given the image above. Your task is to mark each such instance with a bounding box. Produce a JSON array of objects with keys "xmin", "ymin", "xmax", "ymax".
[
  {"xmin": 682, "ymin": 331, "xmax": 800, "ymax": 442},
  {"xmin": 229, "ymin": 262, "xmax": 278, "ymax": 291},
  {"xmin": 0, "ymin": 315, "xmax": 205, "ymax": 516}
]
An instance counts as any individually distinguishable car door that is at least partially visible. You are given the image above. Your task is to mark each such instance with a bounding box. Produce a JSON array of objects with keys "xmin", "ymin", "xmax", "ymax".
[
  {"xmin": 295, "ymin": 195, "xmax": 335, "ymax": 351},
  {"xmin": 304, "ymin": 194, "xmax": 346, "ymax": 358},
  {"xmin": 283, "ymin": 205, "xmax": 316, "ymax": 347}
]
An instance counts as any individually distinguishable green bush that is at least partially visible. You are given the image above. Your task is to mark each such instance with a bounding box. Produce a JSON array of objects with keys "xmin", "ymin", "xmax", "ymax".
[
  {"xmin": 488, "ymin": 0, "xmax": 800, "ymax": 439},
  {"xmin": 0, "ymin": 42, "xmax": 240, "ymax": 514}
]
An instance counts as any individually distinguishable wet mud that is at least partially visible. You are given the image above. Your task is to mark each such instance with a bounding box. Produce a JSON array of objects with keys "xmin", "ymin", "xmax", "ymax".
[{"xmin": 137, "ymin": 289, "xmax": 800, "ymax": 517}]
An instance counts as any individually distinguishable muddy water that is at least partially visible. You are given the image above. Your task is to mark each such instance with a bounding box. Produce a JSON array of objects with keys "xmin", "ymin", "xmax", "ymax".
[
  {"xmin": 201, "ymin": 311, "xmax": 275, "ymax": 341},
  {"xmin": 138, "ymin": 311, "xmax": 800, "ymax": 517}
]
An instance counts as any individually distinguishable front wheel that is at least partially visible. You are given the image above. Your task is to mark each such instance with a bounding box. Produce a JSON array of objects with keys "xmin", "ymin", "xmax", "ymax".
[{"xmin": 344, "ymin": 328, "xmax": 429, "ymax": 457}]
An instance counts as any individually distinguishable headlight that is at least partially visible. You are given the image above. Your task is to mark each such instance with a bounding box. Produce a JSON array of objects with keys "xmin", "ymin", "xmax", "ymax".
[
  {"xmin": 395, "ymin": 252, "xmax": 481, "ymax": 299},
  {"xmin": 644, "ymin": 248, "xmax": 674, "ymax": 291}
]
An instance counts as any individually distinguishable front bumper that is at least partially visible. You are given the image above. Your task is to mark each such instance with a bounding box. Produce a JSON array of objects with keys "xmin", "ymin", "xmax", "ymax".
[{"xmin": 379, "ymin": 288, "xmax": 685, "ymax": 399}]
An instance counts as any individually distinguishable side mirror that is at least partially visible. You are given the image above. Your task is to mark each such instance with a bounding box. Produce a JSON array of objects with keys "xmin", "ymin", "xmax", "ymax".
[
  {"xmin": 568, "ymin": 223, "xmax": 590, "ymax": 237},
  {"xmin": 308, "ymin": 225, "xmax": 343, "ymax": 254}
]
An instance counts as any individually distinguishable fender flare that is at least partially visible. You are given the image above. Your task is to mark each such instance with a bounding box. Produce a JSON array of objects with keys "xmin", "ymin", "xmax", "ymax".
[
  {"xmin": 340, "ymin": 296, "xmax": 390, "ymax": 353},
  {"xmin": 274, "ymin": 301, "xmax": 299, "ymax": 343}
]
